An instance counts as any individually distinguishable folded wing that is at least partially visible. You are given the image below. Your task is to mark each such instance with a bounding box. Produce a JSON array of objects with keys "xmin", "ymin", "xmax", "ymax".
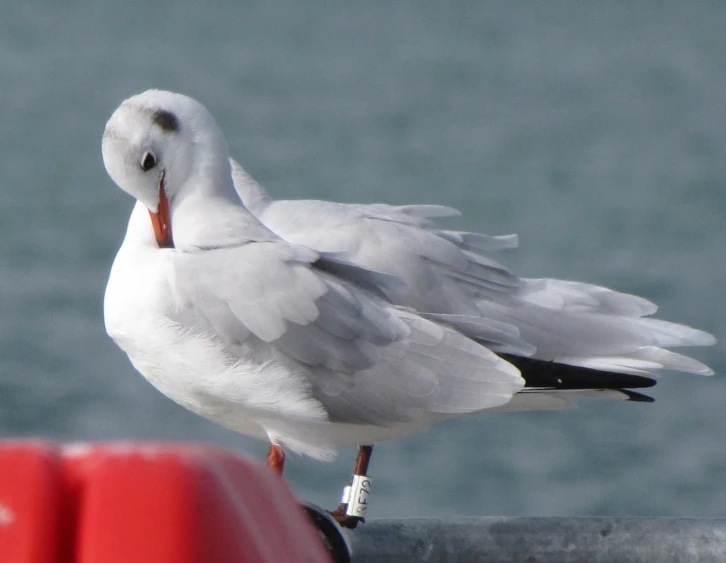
[{"xmin": 169, "ymin": 239, "xmax": 524, "ymax": 426}]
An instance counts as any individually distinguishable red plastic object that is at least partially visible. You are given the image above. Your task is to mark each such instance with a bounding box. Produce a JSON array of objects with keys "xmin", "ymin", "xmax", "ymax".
[{"xmin": 0, "ymin": 441, "xmax": 332, "ymax": 563}]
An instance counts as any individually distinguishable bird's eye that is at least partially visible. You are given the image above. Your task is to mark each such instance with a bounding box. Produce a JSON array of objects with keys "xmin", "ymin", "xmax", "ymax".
[{"xmin": 140, "ymin": 151, "xmax": 157, "ymax": 171}]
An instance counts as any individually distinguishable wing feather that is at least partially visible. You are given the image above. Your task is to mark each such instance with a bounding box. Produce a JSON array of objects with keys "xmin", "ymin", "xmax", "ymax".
[
  {"xmin": 230, "ymin": 162, "xmax": 714, "ymax": 379},
  {"xmin": 171, "ymin": 239, "xmax": 524, "ymax": 426}
]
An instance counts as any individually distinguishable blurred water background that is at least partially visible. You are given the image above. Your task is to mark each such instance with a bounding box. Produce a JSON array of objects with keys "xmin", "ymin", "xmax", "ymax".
[{"xmin": 1, "ymin": 1, "xmax": 724, "ymax": 518}]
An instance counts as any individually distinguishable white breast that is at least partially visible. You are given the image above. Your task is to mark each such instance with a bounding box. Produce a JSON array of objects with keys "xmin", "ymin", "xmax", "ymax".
[{"xmin": 103, "ymin": 223, "xmax": 327, "ymax": 443}]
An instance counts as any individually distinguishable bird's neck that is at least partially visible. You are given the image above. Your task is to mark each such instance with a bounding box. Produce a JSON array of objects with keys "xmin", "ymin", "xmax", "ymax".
[{"xmin": 169, "ymin": 158, "xmax": 277, "ymax": 250}]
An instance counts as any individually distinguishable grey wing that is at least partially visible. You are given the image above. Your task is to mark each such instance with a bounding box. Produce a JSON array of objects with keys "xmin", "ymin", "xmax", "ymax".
[
  {"xmin": 171, "ymin": 240, "xmax": 523, "ymax": 425},
  {"xmin": 411, "ymin": 214, "xmax": 716, "ymax": 376},
  {"xmin": 230, "ymin": 162, "xmax": 714, "ymax": 377},
  {"xmin": 248, "ymin": 199, "xmax": 525, "ymax": 348},
  {"xmin": 172, "ymin": 241, "xmax": 409, "ymax": 370},
  {"xmin": 475, "ymin": 282, "xmax": 715, "ymax": 376},
  {"xmin": 304, "ymin": 308, "xmax": 524, "ymax": 425},
  {"xmin": 350, "ymin": 203, "xmax": 520, "ymax": 252},
  {"xmin": 230, "ymin": 160, "xmax": 522, "ymax": 310}
]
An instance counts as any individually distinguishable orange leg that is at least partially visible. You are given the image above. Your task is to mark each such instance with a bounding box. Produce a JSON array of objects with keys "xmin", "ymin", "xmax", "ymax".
[{"xmin": 266, "ymin": 444, "xmax": 286, "ymax": 476}]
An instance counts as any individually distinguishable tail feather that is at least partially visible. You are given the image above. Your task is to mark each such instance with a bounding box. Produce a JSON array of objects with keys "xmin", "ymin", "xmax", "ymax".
[{"xmin": 557, "ymin": 347, "xmax": 714, "ymax": 377}]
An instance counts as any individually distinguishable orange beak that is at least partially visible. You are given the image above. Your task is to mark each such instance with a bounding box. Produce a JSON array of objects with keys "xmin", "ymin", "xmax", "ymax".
[{"xmin": 148, "ymin": 172, "xmax": 174, "ymax": 248}]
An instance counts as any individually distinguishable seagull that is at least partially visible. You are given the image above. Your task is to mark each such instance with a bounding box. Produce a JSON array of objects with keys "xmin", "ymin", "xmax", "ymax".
[
  {"xmin": 102, "ymin": 89, "xmax": 714, "ymax": 527},
  {"xmin": 102, "ymin": 90, "xmax": 531, "ymax": 527}
]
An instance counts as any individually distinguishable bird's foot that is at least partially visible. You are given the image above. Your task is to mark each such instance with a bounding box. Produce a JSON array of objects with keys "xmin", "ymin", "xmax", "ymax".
[
  {"xmin": 329, "ymin": 503, "xmax": 365, "ymax": 529},
  {"xmin": 266, "ymin": 443, "xmax": 285, "ymax": 476}
]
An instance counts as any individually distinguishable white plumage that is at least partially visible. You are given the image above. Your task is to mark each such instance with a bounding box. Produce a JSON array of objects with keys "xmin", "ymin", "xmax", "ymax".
[
  {"xmin": 102, "ymin": 89, "xmax": 714, "ymax": 461},
  {"xmin": 102, "ymin": 90, "xmax": 524, "ymax": 460}
]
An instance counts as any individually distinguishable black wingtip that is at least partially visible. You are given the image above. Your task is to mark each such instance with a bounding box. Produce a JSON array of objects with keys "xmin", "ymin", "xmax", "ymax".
[
  {"xmin": 500, "ymin": 354, "xmax": 658, "ymax": 391},
  {"xmin": 619, "ymin": 389, "xmax": 656, "ymax": 403}
]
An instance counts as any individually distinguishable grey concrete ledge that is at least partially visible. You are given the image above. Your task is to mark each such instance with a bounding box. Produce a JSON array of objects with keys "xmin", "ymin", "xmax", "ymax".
[{"xmin": 342, "ymin": 517, "xmax": 726, "ymax": 563}]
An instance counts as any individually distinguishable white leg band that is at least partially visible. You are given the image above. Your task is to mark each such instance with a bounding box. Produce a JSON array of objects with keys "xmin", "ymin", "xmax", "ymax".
[{"xmin": 344, "ymin": 474, "xmax": 372, "ymax": 517}]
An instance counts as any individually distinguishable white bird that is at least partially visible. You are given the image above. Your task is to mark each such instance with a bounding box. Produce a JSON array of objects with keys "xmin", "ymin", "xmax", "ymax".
[
  {"xmin": 102, "ymin": 89, "xmax": 714, "ymax": 527},
  {"xmin": 102, "ymin": 90, "xmax": 534, "ymax": 526}
]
